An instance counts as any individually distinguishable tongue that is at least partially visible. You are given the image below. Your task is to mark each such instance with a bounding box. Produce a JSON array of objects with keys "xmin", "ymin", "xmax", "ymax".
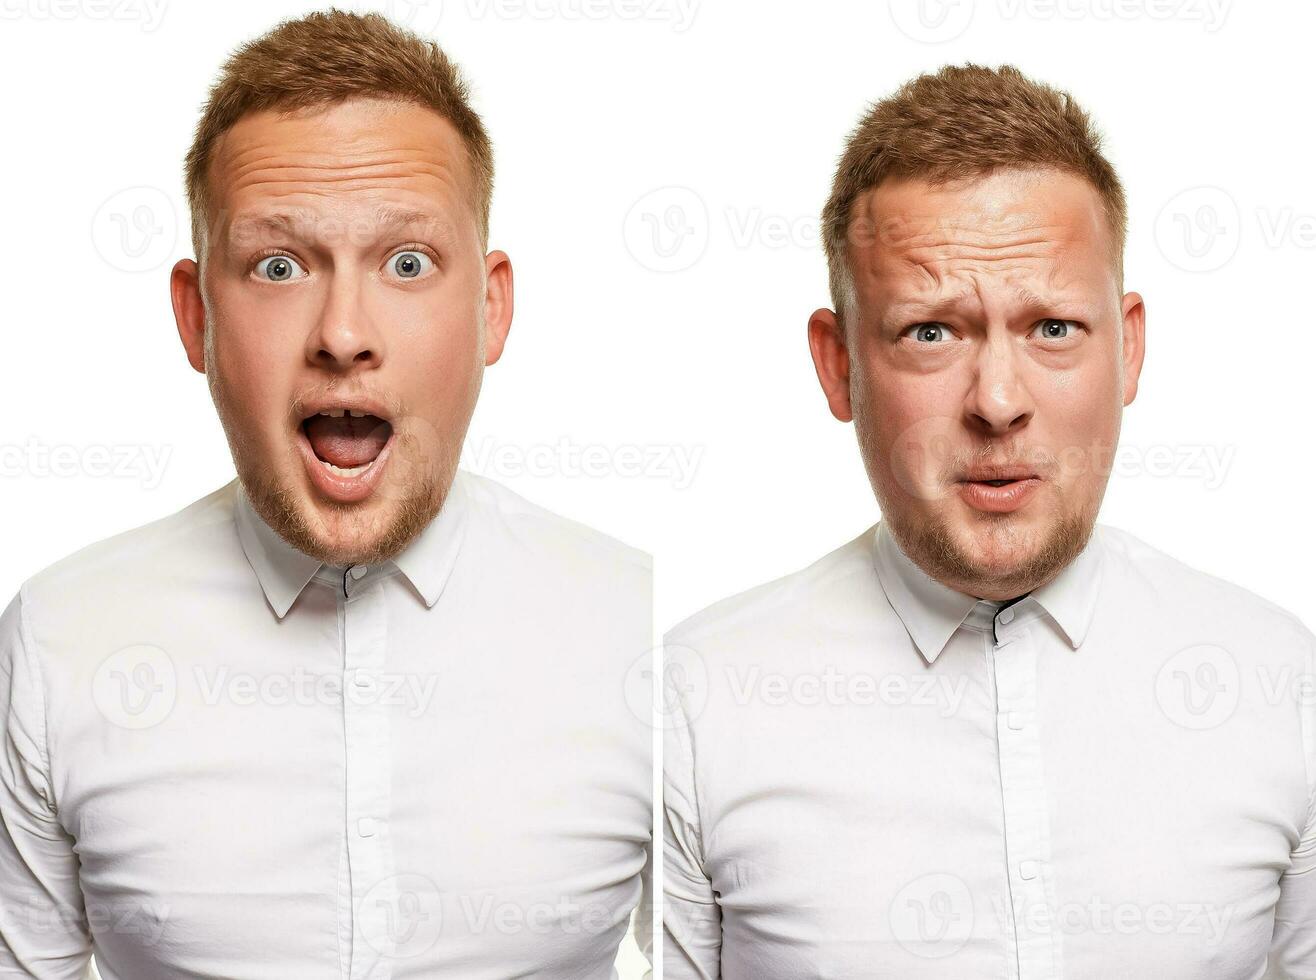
[{"xmin": 304, "ymin": 415, "xmax": 391, "ymax": 468}]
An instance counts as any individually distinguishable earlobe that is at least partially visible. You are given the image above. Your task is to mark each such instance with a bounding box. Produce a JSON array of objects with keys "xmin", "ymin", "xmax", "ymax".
[
  {"xmin": 170, "ymin": 259, "xmax": 207, "ymax": 374},
  {"xmin": 808, "ymin": 307, "xmax": 854, "ymax": 422},
  {"xmin": 482, "ymin": 249, "xmax": 513, "ymax": 366}
]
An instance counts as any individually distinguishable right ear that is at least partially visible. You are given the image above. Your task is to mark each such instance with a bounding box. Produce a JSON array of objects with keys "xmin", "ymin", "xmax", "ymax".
[
  {"xmin": 808, "ymin": 307, "xmax": 853, "ymax": 422},
  {"xmin": 171, "ymin": 258, "xmax": 206, "ymax": 374}
]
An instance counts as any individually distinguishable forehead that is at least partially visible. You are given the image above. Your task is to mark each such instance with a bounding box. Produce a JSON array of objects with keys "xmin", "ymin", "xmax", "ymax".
[
  {"xmin": 207, "ymin": 98, "xmax": 475, "ymax": 235},
  {"xmin": 849, "ymin": 168, "xmax": 1116, "ymax": 301}
]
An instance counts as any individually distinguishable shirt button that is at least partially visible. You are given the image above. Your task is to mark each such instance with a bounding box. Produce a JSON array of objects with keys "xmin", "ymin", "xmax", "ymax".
[
  {"xmin": 354, "ymin": 671, "xmax": 372, "ymax": 688},
  {"xmin": 1019, "ymin": 860, "xmax": 1039, "ymax": 880},
  {"xmin": 999, "ymin": 607, "xmax": 1015, "ymax": 625},
  {"xmin": 1007, "ymin": 711, "xmax": 1024, "ymax": 731},
  {"xmin": 358, "ymin": 817, "xmax": 377, "ymax": 838},
  {"xmin": 349, "ymin": 565, "xmax": 368, "ymax": 580}
]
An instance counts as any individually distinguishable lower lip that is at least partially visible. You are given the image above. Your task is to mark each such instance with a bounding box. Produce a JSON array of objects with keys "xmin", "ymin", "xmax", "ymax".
[
  {"xmin": 957, "ymin": 478, "xmax": 1041, "ymax": 513},
  {"xmin": 295, "ymin": 425, "xmax": 395, "ymax": 504}
]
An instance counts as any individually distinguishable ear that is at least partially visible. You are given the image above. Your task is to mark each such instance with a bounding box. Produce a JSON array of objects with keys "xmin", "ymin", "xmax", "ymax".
[
  {"xmin": 808, "ymin": 307, "xmax": 853, "ymax": 422},
  {"xmin": 482, "ymin": 250, "xmax": 514, "ymax": 366},
  {"xmin": 171, "ymin": 258, "xmax": 206, "ymax": 374},
  {"xmin": 1119, "ymin": 290, "xmax": 1146, "ymax": 406}
]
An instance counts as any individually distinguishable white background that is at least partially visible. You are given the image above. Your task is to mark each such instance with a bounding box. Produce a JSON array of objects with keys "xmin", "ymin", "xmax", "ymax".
[{"xmin": 2, "ymin": 0, "xmax": 1314, "ymax": 976}]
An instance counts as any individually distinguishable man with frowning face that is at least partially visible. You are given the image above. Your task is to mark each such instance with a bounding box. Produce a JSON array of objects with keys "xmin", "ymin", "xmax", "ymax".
[
  {"xmin": 0, "ymin": 11, "xmax": 651, "ymax": 978},
  {"xmin": 663, "ymin": 65, "xmax": 1316, "ymax": 978}
]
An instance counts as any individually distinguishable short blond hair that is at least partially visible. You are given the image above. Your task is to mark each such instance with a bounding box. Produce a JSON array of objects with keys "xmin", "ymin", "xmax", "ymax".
[
  {"xmin": 183, "ymin": 8, "xmax": 493, "ymax": 266},
  {"xmin": 822, "ymin": 63, "xmax": 1126, "ymax": 319}
]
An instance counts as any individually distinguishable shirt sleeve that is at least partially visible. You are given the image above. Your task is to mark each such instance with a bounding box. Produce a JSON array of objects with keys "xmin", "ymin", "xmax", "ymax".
[
  {"xmin": 630, "ymin": 823, "xmax": 654, "ymax": 978},
  {"xmin": 662, "ymin": 645, "xmax": 721, "ymax": 979},
  {"xmin": 1267, "ymin": 624, "xmax": 1316, "ymax": 978},
  {"xmin": 0, "ymin": 589, "xmax": 93, "ymax": 978}
]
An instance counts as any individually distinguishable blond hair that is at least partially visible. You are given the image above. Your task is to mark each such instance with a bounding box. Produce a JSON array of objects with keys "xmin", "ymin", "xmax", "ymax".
[
  {"xmin": 821, "ymin": 63, "xmax": 1126, "ymax": 320},
  {"xmin": 183, "ymin": 8, "xmax": 493, "ymax": 267}
]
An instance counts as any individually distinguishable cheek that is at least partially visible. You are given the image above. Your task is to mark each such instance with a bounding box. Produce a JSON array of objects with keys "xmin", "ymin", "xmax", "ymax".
[{"xmin": 207, "ymin": 297, "xmax": 302, "ymax": 430}]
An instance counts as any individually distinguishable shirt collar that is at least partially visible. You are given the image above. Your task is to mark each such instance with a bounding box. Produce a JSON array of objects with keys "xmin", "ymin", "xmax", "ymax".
[
  {"xmin": 872, "ymin": 518, "xmax": 1105, "ymax": 665},
  {"xmin": 234, "ymin": 470, "xmax": 471, "ymax": 619}
]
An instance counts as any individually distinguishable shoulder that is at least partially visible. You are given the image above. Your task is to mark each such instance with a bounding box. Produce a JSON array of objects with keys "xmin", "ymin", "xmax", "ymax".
[
  {"xmin": 20, "ymin": 482, "xmax": 239, "ymax": 615},
  {"xmin": 1097, "ymin": 522, "xmax": 1314, "ymax": 649},
  {"xmin": 666, "ymin": 525, "xmax": 877, "ymax": 650},
  {"xmin": 456, "ymin": 469, "xmax": 651, "ymax": 579}
]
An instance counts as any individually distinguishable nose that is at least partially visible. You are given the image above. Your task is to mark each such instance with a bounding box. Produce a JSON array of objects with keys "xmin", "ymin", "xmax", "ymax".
[
  {"xmin": 964, "ymin": 332, "xmax": 1034, "ymax": 436},
  {"xmin": 305, "ymin": 272, "xmax": 384, "ymax": 373}
]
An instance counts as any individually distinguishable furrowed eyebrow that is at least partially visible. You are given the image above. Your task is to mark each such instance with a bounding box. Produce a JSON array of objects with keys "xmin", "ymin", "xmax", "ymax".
[{"xmin": 881, "ymin": 284, "xmax": 1090, "ymax": 330}]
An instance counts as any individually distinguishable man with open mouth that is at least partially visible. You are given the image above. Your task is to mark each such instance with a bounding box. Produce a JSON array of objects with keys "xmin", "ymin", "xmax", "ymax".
[
  {"xmin": 662, "ymin": 65, "xmax": 1316, "ymax": 977},
  {"xmin": 0, "ymin": 11, "xmax": 651, "ymax": 979}
]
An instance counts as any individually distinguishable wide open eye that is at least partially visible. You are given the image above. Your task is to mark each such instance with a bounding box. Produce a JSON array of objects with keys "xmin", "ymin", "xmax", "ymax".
[
  {"xmin": 385, "ymin": 250, "xmax": 434, "ymax": 281},
  {"xmin": 254, "ymin": 255, "xmax": 306, "ymax": 282}
]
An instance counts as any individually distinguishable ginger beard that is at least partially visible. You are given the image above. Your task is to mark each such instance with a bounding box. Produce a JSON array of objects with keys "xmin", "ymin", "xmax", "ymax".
[
  {"xmin": 851, "ymin": 383, "xmax": 1107, "ymax": 602},
  {"xmin": 206, "ymin": 321, "xmax": 465, "ymax": 569}
]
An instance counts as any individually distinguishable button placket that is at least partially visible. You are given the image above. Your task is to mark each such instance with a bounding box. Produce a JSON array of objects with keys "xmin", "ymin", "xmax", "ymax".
[
  {"xmin": 342, "ymin": 579, "xmax": 398, "ymax": 980},
  {"xmin": 992, "ymin": 624, "xmax": 1060, "ymax": 979}
]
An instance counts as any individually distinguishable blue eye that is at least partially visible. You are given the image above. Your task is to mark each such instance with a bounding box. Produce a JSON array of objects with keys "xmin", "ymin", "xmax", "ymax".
[
  {"xmin": 387, "ymin": 251, "xmax": 433, "ymax": 280},
  {"xmin": 254, "ymin": 255, "xmax": 306, "ymax": 282},
  {"xmin": 907, "ymin": 323, "xmax": 950, "ymax": 343},
  {"xmin": 1035, "ymin": 318, "xmax": 1080, "ymax": 340}
]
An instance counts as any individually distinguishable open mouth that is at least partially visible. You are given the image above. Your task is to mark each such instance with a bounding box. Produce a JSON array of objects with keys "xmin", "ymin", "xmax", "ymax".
[
  {"xmin": 301, "ymin": 408, "xmax": 394, "ymax": 476},
  {"xmin": 294, "ymin": 402, "xmax": 397, "ymax": 503}
]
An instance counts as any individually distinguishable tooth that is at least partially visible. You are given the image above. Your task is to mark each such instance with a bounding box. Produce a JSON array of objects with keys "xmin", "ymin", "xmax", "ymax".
[
  {"xmin": 328, "ymin": 408, "xmax": 345, "ymax": 418},
  {"xmin": 320, "ymin": 459, "xmax": 372, "ymax": 477},
  {"xmin": 349, "ymin": 410, "xmax": 365, "ymax": 418}
]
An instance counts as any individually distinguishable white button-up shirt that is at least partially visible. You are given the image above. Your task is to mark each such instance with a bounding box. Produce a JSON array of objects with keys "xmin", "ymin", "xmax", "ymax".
[
  {"xmin": 0, "ymin": 470, "xmax": 652, "ymax": 979},
  {"xmin": 663, "ymin": 520, "xmax": 1316, "ymax": 978}
]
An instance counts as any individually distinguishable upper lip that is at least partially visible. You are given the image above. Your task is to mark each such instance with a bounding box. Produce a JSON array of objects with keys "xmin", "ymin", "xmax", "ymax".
[
  {"xmin": 959, "ymin": 465, "xmax": 1038, "ymax": 482},
  {"xmin": 296, "ymin": 396, "xmax": 394, "ymax": 426}
]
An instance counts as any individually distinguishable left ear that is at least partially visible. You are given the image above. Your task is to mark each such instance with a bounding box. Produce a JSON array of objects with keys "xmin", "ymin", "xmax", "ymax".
[
  {"xmin": 171, "ymin": 258, "xmax": 207, "ymax": 374},
  {"xmin": 1119, "ymin": 290, "xmax": 1145, "ymax": 406},
  {"xmin": 482, "ymin": 250, "xmax": 513, "ymax": 366},
  {"xmin": 808, "ymin": 307, "xmax": 854, "ymax": 422}
]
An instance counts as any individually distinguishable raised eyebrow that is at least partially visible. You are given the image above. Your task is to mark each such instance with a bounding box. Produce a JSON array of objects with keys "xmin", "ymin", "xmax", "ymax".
[{"xmin": 225, "ymin": 207, "xmax": 454, "ymax": 245}]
